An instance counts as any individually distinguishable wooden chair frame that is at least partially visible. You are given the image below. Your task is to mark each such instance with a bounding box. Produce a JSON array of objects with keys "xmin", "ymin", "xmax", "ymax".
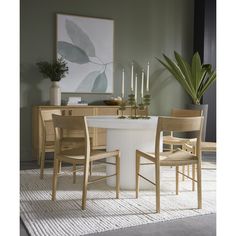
[
  {"xmin": 39, "ymin": 109, "xmax": 93, "ymax": 180},
  {"xmin": 39, "ymin": 109, "xmax": 61, "ymax": 179},
  {"xmin": 163, "ymin": 108, "xmax": 203, "ymax": 190},
  {"xmin": 136, "ymin": 116, "xmax": 204, "ymax": 213},
  {"xmin": 51, "ymin": 114, "xmax": 120, "ymax": 210}
]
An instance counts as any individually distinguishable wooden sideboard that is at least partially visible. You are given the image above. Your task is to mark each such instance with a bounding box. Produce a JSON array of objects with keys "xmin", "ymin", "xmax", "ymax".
[{"xmin": 32, "ymin": 105, "xmax": 131, "ymax": 161}]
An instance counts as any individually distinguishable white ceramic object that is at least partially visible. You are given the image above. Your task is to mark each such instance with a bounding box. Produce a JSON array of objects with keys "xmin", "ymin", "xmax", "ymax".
[
  {"xmin": 50, "ymin": 81, "xmax": 61, "ymax": 105},
  {"xmin": 87, "ymin": 116, "xmax": 162, "ymax": 190}
]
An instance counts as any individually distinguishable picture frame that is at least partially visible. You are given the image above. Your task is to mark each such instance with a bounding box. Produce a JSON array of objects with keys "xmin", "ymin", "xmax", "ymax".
[{"xmin": 56, "ymin": 13, "xmax": 114, "ymax": 93}]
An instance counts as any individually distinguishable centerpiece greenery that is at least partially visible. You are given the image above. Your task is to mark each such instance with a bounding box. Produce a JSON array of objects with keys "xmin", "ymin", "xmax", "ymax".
[
  {"xmin": 36, "ymin": 58, "xmax": 68, "ymax": 81},
  {"xmin": 156, "ymin": 51, "xmax": 216, "ymax": 105}
]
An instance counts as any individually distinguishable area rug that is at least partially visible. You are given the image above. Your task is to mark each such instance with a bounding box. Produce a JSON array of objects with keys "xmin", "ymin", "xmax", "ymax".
[{"xmin": 20, "ymin": 163, "xmax": 216, "ymax": 236}]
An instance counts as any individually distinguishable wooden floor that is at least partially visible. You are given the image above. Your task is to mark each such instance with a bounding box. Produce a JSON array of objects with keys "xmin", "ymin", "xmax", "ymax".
[{"xmin": 20, "ymin": 152, "xmax": 216, "ymax": 236}]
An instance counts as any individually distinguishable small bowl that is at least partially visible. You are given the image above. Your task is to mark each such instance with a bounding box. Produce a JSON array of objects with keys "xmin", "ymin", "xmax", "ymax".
[{"xmin": 103, "ymin": 100, "xmax": 122, "ymax": 106}]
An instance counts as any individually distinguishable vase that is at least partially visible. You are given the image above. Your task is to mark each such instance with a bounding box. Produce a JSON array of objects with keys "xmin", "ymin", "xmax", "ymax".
[
  {"xmin": 187, "ymin": 104, "xmax": 208, "ymax": 141},
  {"xmin": 50, "ymin": 81, "xmax": 61, "ymax": 106}
]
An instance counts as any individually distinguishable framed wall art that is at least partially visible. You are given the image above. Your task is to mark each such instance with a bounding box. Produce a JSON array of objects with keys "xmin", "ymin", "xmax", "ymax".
[{"xmin": 56, "ymin": 14, "xmax": 114, "ymax": 93}]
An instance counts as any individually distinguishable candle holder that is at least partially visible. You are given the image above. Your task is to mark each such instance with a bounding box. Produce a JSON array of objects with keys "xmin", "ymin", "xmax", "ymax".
[
  {"xmin": 128, "ymin": 93, "xmax": 138, "ymax": 119},
  {"xmin": 118, "ymin": 98, "xmax": 126, "ymax": 119},
  {"xmin": 132, "ymin": 104, "xmax": 139, "ymax": 119},
  {"xmin": 138, "ymin": 100, "xmax": 145, "ymax": 118},
  {"xmin": 143, "ymin": 94, "xmax": 151, "ymax": 119}
]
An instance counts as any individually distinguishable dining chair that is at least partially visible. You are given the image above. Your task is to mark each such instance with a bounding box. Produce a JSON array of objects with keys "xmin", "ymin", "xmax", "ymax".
[
  {"xmin": 163, "ymin": 108, "xmax": 203, "ymax": 189},
  {"xmin": 136, "ymin": 116, "xmax": 203, "ymax": 213},
  {"xmin": 40, "ymin": 109, "xmax": 93, "ymax": 181},
  {"xmin": 163, "ymin": 108, "xmax": 203, "ymax": 149},
  {"xmin": 39, "ymin": 109, "xmax": 61, "ymax": 179},
  {"xmin": 184, "ymin": 141, "xmax": 216, "ymax": 155},
  {"xmin": 51, "ymin": 114, "xmax": 120, "ymax": 210}
]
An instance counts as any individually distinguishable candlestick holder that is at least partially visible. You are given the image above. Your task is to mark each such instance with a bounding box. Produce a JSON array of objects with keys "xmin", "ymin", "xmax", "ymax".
[
  {"xmin": 118, "ymin": 98, "xmax": 126, "ymax": 119},
  {"xmin": 143, "ymin": 94, "xmax": 151, "ymax": 119},
  {"xmin": 138, "ymin": 100, "xmax": 145, "ymax": 118},
  {"xmin": 128, "ymin": 93, "xmax": 138, "ymax": 119},
  {"xmin": 132, "ymin": 104, "xmax": 139, "ymax": 119}
]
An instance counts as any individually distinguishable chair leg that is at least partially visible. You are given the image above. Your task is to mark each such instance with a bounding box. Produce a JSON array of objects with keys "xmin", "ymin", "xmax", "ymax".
[
  {"xmin": 170, "ymin": 144, "xmax": 173, "ymax": 169},
  {"xmin": 57, "ymin": 161, "xmax": 62, "ymax": 173},
  {"xmin": 89, "ymin": 161, "xmax": 93, "ymax": 176},
  {"xmin": 116, "ymin": 153, "xmax": 120, "ymax": 199},
  {"xmin": 82, "ymin": 161, "xmax": 90, "ymax": 210},
  {"xmin": 155, "ymin": 162, "xmax": 160, "ymax": 213},
  {"xmin": 135, "ymin": 151, "xmax": 141, "ymax": 198},
  {"xmin": 73, "ymin": 164, "xmax": 76, "ymax": 184},
  {"xmin": 52, "ymin": 158, "xmax": 59, "ymax": 201},
  {"xmin": 182, "ymin": 165, "xmax": 185, "ymax": 181},
  {"xmin": 192, "ymin": 164, "xmax": 195, "ymax": 191},
  {"xmin": 176, "ymin": 166, "xmax": 179, "ymax": 195},
  {"xmin": 187, "ymin": 165, "xmax": 190, "ymax": 176},
  {"xmin": 40, "ymin": 150, "xmax": 45, "ymax": 179},
  {"xmin": 197, "ymin": 162, "xmax": 202, "ymax": 209},
  {"xmin": 37, "ymin": 151, "xmax": 41, "ymax": 165}
]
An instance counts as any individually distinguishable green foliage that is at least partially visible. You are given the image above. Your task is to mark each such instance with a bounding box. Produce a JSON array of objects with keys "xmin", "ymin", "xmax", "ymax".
[
  {"xmin": 157, "ymin": 51, "xmax": 216, "ymax": 104},
  {"xmin": 36, "ymin": 58, "xmax": 69, "ymax": 81}
]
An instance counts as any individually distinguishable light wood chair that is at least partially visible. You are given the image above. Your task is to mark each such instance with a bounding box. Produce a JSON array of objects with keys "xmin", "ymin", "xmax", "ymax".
[
  {"xmin": 136, "ymin": 116, "xmax": 204, "ymax": 213},
  {"xmin": 163, "ymin": 108, "xmax": 203, "ymax": 189},
  {"xmin": 163, "ymin": 108, "xmax": 203, "ymax": 148},
  {"xmin": 52, "ymin": 114, "xmax": 120, "ymax": 210},
  {"xmin": 184, "ymin": 141, "xmax": 216, "ymax": 155},
  {"xmin": 39, "ymin": 109, "xmax": 61, "ymax": 179},
  {"xmin": 40, "ymin": 109, "xmax": 93, "ymax": 180}
]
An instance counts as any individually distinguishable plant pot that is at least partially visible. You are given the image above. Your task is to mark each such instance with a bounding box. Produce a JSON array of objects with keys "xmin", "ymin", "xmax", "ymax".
[
  {"xmin": 50, "ymin": 81, "xmax": 61, "ymax": 105},
  {"xmin": 187, "ymin": 104, "xmax": 208, "ymax": 141}
]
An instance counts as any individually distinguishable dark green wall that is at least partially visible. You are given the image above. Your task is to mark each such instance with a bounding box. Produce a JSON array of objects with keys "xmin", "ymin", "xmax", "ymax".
[{"xmin": 20, "ymin": 0, "xmax": 194, "ymax": 161}]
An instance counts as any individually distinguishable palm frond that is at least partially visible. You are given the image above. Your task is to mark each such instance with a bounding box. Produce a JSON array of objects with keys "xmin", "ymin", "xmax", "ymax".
[
  {"xmin": 157, "ymin": 52, "xmax": 216, "ymax": 104},
  {"xmin": 198, "ymin": 71, "xmax": 216, "ymax": 99},
  {"xmin": 158, "ymin": 56, "xmax": 196, "ymax": 100}
]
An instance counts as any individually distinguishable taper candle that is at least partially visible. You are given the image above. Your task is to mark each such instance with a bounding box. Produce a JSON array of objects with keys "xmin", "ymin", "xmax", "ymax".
[
  {"xmin": 122, "ymin": 68, "xmax": 125, "ymax": 98},
  {"xmin": 146, "ymin": 61, "xmax": 150, "ymax": 92},
  {"xmin": 135, "ymin": 74, "xmax": 138, "ymax": 102},
  {"xmin": 131, "ymin": 62, "xmax": 134, "ymax": 92},
  {"xmin": 141, "ymin": 70, "xmax": 144, "ymax": 98}
]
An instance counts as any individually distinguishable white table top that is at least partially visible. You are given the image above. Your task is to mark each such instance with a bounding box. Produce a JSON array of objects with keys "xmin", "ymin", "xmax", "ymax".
[{"xmin": 86, "ymin": 115, "xmax": 158, "ymax": 130}]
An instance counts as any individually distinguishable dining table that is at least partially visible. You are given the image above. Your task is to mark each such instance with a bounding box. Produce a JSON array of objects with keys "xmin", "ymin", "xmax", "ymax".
[{"xmin": 86, "ymin": 115, "xmax": 162, "ymax": 190}]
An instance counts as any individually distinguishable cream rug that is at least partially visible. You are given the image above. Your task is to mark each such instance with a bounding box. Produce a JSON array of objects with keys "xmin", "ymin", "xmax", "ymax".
[{"xmin": 20, "ymin": 162, "xmax": 216, "ymax": 236}]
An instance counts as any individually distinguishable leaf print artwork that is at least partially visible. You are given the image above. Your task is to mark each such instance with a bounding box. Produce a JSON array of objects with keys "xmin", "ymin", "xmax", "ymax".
[
  {"xmin": 92, "ymin": 71, "xmax": 108, "ymax": 92},
  {"xmin": 57, "ymin": 14, "xmax": 114, "ymax": 93},
  {"xmin": 76, "ymin": 71, "xmax": 101, "ymax": 92},
  {"xmin": 57, "ymin": 41, "xmax": 90, "ymax": 64},
  {"xmin": 65, "ymin": 19, "xmax": 96, "ymax": 57}
]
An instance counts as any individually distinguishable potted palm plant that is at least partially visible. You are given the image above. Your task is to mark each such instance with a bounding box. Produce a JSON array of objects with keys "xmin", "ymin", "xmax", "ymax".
[
  {"xmin": 156, "ymin": 51, "xmax": 216, "ymax": 140},
  {"xmin": 36, "ymin": 58, "xmax": 68, "ymax": 105}
]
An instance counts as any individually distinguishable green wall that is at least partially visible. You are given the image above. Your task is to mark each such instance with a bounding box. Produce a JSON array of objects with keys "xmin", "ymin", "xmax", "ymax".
[{"xmin": 20, "ymin": 0, "xmax": 194, "ymax": 161}]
